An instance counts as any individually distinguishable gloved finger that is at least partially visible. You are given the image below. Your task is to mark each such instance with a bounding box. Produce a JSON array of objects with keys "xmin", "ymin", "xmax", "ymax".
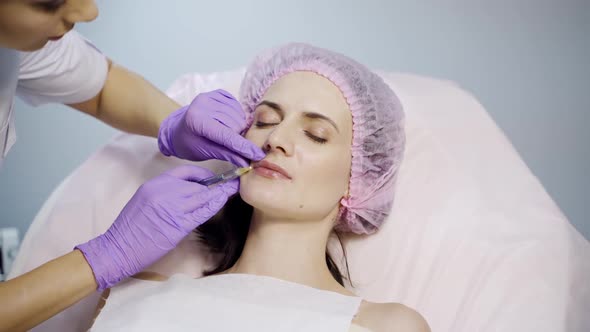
[
  {"xmin": 210, "ymin": 89, "xmax": 244, "ymax": 111},
  {"xmin": 186, "ymin": 134, "xmax": 249, "ymax": 167},
  {"xmin": 213, "ymin": 147, "xmax": 250, "ymax": 168},
  {"xmin": 172, "ymin": 179, "xmax": 212, "ymax": 197},
  {"xmin": 175, "ymin": 178, "xmax": 238, "ymax": 213},
  {"xmin": 200, "ymin": 119, "xmax": 266, "ymax": 161},
  {"xmin": 223, "ymin": 132, "xmax": 266, "ymax": 162},
  {"xmin": 184, "ymin": 183, "xmax": 233, "ymax": 213},
  {"xmin": 213, "ymin": 89, "xmax": 238, "ymax": 102},
  {"xmin": 213, "ymin": 109, "xmax": 246, "ymax": 132},
  {"xmin": 211, "ymin": 96, "xmax": 244, "ymax": 120},
  {"xmin": 208, "ymin": 93, "xmax": 245, "ymax": 118},
  {"xmin": 189, "ymin": 188, "xmax": 232, "ymax": 222},
  {"xmin": 216, "ymin": 178, "xmax": 239, "ymax": 196},
  {"xmin": 175, "ymin": 172, "xmax": 239, "ymax": 198},
  {"xmin": 223, "ymin": 153, "xmax": 249, "ymax": 168},
  {"xmin": 164, "ymin": 165, "xmax": 216, "ymax": 181}
]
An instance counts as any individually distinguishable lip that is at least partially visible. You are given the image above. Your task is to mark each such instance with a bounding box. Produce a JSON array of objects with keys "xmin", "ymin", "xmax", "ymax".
[{"xmin": 253, "ymin": 160, "xmax": 292, "ymax": 180}]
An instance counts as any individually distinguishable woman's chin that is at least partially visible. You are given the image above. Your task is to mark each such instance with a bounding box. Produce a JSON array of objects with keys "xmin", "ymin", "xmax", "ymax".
[
  {"xmin": 240, "ymin": 187, "xmax": 281, "ymax": 211},
  {"xmin": 241, "ymin": 177, "xmax": 288, "ymax": 204}
]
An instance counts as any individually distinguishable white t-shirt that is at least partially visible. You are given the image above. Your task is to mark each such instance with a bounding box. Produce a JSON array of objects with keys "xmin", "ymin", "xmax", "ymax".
[{"xmin": 0, "ymin": 30, "xmax": 108, "ymax": 169}]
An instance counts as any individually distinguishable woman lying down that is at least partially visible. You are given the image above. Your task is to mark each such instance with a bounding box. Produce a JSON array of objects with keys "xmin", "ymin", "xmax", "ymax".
[{"xmin": 90, "ymin": 43, "xmax": 430, "ymax": 332}]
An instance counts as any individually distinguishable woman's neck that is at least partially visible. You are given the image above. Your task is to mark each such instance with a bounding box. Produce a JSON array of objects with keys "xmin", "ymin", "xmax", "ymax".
[{"xmin": 224, "ymin": 210, "xmax": 353, "ymax": 296}]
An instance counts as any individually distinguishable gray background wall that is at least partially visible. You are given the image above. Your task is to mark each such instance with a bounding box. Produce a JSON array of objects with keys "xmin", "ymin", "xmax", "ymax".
[{"xmin": 1, "ymin": 0, "xmax": 588, "ymax": 241}]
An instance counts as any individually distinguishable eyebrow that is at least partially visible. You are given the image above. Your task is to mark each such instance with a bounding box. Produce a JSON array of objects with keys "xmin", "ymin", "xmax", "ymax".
[{"xmin": 257, "ymin": 100, "xmax": 340, "ymax": 133}]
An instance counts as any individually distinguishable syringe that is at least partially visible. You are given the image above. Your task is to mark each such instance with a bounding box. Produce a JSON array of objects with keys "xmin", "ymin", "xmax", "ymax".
[{"xmin": 196, "ymin": 166, "xmax": 253, "ymax": 187}]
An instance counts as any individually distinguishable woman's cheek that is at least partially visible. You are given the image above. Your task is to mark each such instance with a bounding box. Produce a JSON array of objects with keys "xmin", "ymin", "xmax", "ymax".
[{"xmin": 244, "ymin": 130, "xmax": 264, "ymax": 147}]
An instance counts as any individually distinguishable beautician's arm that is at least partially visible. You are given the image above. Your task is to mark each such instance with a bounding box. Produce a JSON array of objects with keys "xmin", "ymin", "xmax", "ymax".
[
  {"xmin": 0, "ymin": 250, "xmax": 97, "ymax": 332},
  {"xmin": 72, "ymin": 60, "xmax": 266, "ymax": 168},
  {"xmin": 68, "ymin": 59, "xmax": 180, "ymax": 137},
  {"xmin": 0, "ymin": 165, "xmax": 238, "ymax": 332}
]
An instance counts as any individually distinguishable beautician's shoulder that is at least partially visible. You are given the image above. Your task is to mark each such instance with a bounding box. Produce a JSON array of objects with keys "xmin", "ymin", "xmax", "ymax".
[
  {"xmin": 353, "ymin": 300, "xmax": 430, "ymax": 332},
  {"xmin": 17, "ymin": 30, "xmax": 108, "ymax": 106}
]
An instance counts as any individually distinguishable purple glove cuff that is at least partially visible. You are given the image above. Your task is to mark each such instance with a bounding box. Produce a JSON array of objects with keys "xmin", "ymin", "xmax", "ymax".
[
  {"xmin": 158, "ymin": 106, "xmax": 187, "ymax": 157},
  {"xmin": 75, "ymin": 233, "xmax": 138, "ymax": 291}
]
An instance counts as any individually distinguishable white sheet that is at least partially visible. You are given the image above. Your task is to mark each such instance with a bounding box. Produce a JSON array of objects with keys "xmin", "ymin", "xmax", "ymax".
[
  {"xmin": 9, "ymin": 69, "xmax": 590, "ymax": 332},
  {"xmin": 91, "ymin": 274, "xmax": 364, "ymax": 332}
]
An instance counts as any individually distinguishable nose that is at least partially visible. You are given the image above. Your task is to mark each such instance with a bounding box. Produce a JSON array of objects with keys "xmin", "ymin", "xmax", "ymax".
[
  {"xmin": 63, "ymin": 0, "xmax": 99, "ymax": 26},
  {"xmin": 263, "ymin": 124, "xmax": 294, "ymax": 156}
]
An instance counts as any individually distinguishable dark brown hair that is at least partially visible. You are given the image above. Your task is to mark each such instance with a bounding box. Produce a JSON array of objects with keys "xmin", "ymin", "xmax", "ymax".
[{"xmin": 195, "ymin": 195, "xmax": 352, "ymax": 286}]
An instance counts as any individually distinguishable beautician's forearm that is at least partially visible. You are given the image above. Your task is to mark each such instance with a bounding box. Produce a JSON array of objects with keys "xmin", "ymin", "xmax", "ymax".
[
  {"xmin": 69, "ymin": 60, "xmax": 180, "ymax": 137},
  {"xmin": 0, "ymin": 250, "xmax": 97, "ymax": 332}
]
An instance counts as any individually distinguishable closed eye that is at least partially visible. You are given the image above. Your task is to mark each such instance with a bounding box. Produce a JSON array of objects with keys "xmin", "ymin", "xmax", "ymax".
[
  {"xmin": 304, "ymin": 131, "xmax": 327, "ymax": 144},
  {"xmin": 255, "ymin": 121, "xmax": 279, "ymax": 128}
]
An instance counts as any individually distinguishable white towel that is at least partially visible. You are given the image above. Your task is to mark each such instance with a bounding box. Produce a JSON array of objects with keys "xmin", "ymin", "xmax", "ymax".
[{"xmin": 91, "ymin": 273, "xmax": 365, "ymax": 332}]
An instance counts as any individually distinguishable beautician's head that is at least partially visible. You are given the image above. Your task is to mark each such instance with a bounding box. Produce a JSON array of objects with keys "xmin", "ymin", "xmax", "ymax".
[
  {"xmin": 239, "ymin": 71, "xmax": 353, "ymax": 225},
  {"xmin": 0, "ymin": 0, "xmax": 98, "ymax": 51}
]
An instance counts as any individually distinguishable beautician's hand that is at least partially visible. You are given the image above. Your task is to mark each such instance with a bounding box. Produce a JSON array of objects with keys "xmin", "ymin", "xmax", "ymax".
[
  {"xmin": 158, "ymin": 89, "xmax": 265, "ymax": 167},
  {"xmin": 75, "ymin": 165, "xmax": 237, "ymax": 291}
]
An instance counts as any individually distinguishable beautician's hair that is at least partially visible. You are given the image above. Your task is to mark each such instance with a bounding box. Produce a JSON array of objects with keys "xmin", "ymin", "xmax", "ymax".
[{"xmin": 195, "ymin": 195, "xmax": 353, "ymax": 287}]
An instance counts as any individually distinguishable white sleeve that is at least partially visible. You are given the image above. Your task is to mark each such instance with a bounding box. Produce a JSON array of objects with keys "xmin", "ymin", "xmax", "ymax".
[{"xmin": 16, "ymin": 30, "xmax": 108, "ymax": 106}]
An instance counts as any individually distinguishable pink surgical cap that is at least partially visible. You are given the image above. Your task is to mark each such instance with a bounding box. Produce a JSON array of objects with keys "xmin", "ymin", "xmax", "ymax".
[{"xmin": 240, "ymin": 43, "xmax": 405, "ymax": 234}]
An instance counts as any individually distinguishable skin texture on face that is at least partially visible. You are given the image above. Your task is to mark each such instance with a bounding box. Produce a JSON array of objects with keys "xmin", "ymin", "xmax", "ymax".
[
  {"xmin": 0, "ymin": 0, "xmax": 98, "ymax": 51},
  {"xmin": 239, "ymin": 71, "xmax": 353, "ymax": 225}
]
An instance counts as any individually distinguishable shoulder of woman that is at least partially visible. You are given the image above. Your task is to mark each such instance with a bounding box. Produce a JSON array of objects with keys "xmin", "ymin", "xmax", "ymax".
[{"xmin": 354, "ymin": 300, "xmax": 430, "ymax": 332}]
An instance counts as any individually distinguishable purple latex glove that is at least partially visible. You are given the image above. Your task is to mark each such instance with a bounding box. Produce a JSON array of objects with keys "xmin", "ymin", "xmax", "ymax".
[
  {"xmin": 75, "ymin": 165, "xmax": 237, "ymax": 291},
  {"xmin": 158, "ymin": 89, "xmax": 265, "ymax": 167}
]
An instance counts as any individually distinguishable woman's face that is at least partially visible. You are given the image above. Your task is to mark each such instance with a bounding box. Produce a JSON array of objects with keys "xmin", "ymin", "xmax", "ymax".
[
  {"xmin": 240, "ymin": 71, "xmax": 353, "ymax": 222},
  {"xmin": 0, "ymin": 0, "xmax": 98, "ymax": 51}
]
